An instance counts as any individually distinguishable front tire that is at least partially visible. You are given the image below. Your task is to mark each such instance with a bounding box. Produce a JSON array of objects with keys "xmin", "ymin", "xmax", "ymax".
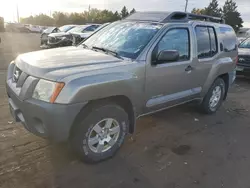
[
  {"xmin": 201, "ymin": 78, "xmax": 226, "ymax": 114},
  {"xmin": 70, "ymin": 103, "xmax": 129, "ymax": 163}
]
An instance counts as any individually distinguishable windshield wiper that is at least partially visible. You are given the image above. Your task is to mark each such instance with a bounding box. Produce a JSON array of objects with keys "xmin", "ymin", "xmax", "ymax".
[{"xmin": 92, "ymin": 46, "xmax": 123, "ymax": 60}]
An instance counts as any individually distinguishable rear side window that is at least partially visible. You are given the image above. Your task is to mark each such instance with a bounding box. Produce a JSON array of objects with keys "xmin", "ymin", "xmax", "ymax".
[
  {"xmin": 195, "ymin": 26, "xmax": 218, "ymax": 59},
  {"xmin": 196, "ymin": 26, "xmax": 210, "ymax": 59},
  {"xmin": 219, "ymin": 27, "xmax": 237, "ymax": 52},
  {"xmin": 209, "ymin": 27, "xmax": 218, "ymax": 56}
]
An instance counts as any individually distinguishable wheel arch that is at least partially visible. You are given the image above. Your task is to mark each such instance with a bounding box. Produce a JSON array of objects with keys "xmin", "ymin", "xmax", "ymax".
[
  {"xmin": 69, "ymin": 95, "xmax": 136, "ymax": 140},
  {"xmin": 218, "ymin": 73, "xmax": 229, "ymax": 100}
]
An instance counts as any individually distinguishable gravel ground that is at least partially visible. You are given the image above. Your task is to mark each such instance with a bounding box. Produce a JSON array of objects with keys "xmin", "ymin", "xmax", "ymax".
[{"xmin": 0, "ymin": 32, "xmax": 250, "ymax": 188}]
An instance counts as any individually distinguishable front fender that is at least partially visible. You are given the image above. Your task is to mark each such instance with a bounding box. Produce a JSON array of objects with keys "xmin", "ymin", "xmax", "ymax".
[{"xmin": 56, "ymin": 71, "xmax": 145, "ymax": 114}]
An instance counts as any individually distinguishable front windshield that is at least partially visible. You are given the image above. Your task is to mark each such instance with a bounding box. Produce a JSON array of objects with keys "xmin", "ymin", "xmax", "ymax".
[
  {"xmin": 43, "ymin": 27, "xmax": 55, "ymax": 33},
  {"xmin": 68, "ymin": 26, "xmax": 87, "ymax": 33},
  {"xmin": 83, "ymin": 22, "xmax": 162, "ymax": 59},
  {"xmin": 59, "ymin": 25, "xmax": 75, "ymax": 32},
  {"xmin": 239, "ymin": 38, "xmax": 250, "ymax": 48}
]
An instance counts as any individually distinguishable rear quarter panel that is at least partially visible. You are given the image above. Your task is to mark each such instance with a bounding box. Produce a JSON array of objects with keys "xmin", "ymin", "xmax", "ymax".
[{"xmin": 201, "ymin": 24, "xmax": 237, "ymax": 96}]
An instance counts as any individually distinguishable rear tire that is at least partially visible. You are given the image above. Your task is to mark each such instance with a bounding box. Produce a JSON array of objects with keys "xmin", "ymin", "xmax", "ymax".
[
  {"xmin": 70, "ymin": 103, "xmax": 129, "ymax": 163},
  {"xmin": 200, "ymin": 78, "xmax": 226, "ymax": 114}
]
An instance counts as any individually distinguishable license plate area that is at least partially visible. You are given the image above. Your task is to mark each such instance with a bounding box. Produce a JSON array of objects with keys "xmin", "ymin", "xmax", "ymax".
[
  {"xmin": 8, "ymin": 99, "xmax": 20, "ymax": 122},
  {"xmin": 236, "ymin": 66, "xmax": 244, "ymax": 71}
]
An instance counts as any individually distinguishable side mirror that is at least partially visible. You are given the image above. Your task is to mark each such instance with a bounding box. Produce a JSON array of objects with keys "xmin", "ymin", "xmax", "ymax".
[{"xmin": 156, "ymin": 50, "xmax": 179, "ymax": 62}]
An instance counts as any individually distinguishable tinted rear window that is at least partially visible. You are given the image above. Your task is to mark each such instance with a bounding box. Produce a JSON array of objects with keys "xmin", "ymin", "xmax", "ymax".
[{"xmin": 219, "ymin": 27, "xmax": 237, "ymax": 52}]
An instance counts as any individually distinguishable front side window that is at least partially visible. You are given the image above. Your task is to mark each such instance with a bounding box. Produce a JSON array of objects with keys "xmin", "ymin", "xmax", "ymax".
[
  {"xmin": 155, "ymin": 28, "xmax": 190, "ymax": 62},
  {"xmin": 83, "ymin": 22, "xmax": 162, "ymax": 59}
]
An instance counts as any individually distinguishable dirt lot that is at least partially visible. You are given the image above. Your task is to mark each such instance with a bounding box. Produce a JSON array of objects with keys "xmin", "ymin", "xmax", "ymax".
[{"xmin": 0, "ymin": 32, "xmax": 250, "ymax": 188}]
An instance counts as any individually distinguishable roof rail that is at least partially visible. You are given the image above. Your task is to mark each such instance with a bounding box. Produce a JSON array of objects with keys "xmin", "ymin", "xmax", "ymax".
[
  {"xmin": 187, "ymin": 13, "xmax": 225, "ymax": 24},
  {"xmin": 125, "ymin": 11, "xmax": 225, "ymax": 24}
]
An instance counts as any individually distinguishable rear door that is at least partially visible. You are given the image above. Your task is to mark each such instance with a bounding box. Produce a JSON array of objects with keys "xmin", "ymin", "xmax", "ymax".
[{"xmin": 191, "ymin": 25, "xmax": 220, "ymax": 86}]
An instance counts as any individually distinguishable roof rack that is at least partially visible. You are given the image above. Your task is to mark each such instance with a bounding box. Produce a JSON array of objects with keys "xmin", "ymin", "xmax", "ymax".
[{"xmin": 125, "ymin": 11, "xmax": 225, "ymax": 24}]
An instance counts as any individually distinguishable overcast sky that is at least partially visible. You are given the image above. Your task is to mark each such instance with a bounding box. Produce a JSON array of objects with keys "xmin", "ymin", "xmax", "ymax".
[{"xmin": 1, "ymin": 0, "xmax": 249, "ymax": 27}]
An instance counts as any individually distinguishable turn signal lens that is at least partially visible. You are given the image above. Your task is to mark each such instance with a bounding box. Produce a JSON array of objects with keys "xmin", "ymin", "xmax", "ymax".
[{"xmin": 50, "ymin": 82, "xmax": 65, "ymax": 103}]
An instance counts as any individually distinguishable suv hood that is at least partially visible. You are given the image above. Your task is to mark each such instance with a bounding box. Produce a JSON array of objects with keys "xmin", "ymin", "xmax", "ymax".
[
  {"xmin": 238, "ymin": 48, "xmax": 250, "ymax": 56},
  {"xmin": 15, "ymin": 46, "xmax": 127, "ymax": 81}
]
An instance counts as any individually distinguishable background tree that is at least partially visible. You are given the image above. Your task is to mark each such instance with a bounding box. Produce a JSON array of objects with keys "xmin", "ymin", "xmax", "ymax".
[
  {"xmin": 191, "ymin": 8, "xmax": 206, "ymax": 15},
  {"xmin": 192, "ymin": 0, "xmax": 222, "ymax": 17},
  {"xmin": 52, "ymin": 12, "xmax": 69, "ymax": 26},
  {"xmin": 18, "ymin": 6, "xmax": 141, "ymax": 26},
  {"xmin": 205, "ymin": 0, "xmax": 222, "ymax": 17},
  {"xmin": 68, "ymin": 13, "xmax": 86, "ymax": 24},
  {"xmin": 113, "ymin": 11, "xmax": 121, "ymax": 20},
  {"xmin": 223, "ymin": 0, "xmax": 243, "ymax": 32},
  {"xmin": 21, "ymin": 14, "xmax": 55, "ymax": 26},
  {"xmin": 121, "ymin": 6, "xmax": 129, "ymax": 18},
  {"xmin": 130, "ymin": 8, "xmax": 136, "ymax": 14}
]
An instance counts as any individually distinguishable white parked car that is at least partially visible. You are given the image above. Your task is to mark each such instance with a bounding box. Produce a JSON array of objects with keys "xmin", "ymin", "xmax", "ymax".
[
  {"xmin": 237, "ymin": 28, "xmax": 250, "ymax": 43},
  {"xmin": 24, "ymin": 24, "xmax": 42, "ymax": 33}
]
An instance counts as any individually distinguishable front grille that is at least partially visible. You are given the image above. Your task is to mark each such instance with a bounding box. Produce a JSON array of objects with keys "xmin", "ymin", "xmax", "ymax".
[
  {"xmin": 72, "ymin": 34, "xmax": 82, "ymax": 45},
  {"xmin": 12, "ymin": 65, "xmax": 28, "ymax": 88},
  {"xmin": 238, "ymin": 55, "xmax": 250, "ymax": 66},
  {"xmin": 12, "ymin": 65, "xmax": 22, "ymax": 83},
  {"xmin": 48, "ymin": 37, "xmax": 60, "ymax": 43}
]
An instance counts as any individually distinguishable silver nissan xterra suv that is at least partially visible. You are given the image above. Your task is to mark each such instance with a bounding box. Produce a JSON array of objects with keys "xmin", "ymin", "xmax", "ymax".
[{"xmin": 6, "ymin": 12, "xmax": 237, "ymax": 163}]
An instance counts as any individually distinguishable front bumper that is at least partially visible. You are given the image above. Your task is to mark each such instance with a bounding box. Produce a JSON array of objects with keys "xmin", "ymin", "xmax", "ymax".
[
  {"xmin": 236, "ymin": 65, "xmax": 250, "ymax": 76},
  {"xmin": 7, "ymin": 84, "xmax": 87, "ymax": 142},
  {"xmin": 41, "ymin": 34, "xmax": 49, "ymax": 45},
  {"xmin": 229, "ymin": 70, "xmax": 236, "ymax": 85},
  {"xmin": 47, "ymin": 38, "xmax": 72, "ymax": 48}
]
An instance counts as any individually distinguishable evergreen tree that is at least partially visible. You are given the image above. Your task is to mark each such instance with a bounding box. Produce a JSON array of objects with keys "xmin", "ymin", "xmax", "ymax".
[
  {"xmin": 223, "ymin": 0, "xmax": 243, "ymax": 32},
  {"xmin": 191, "ymin": 8, "xmax": 206, "ymax": 15},
  {"xmin": 205, "ymin": 0, "xmax": 222, "ymax": 17},
  {"xmin": 121, "ymin": 6, "xmax": 129, "ymax": 18},
  {"xmin": 130, "ymin": 8, "xmax": 136, "ymax": 14},
  {"xmin": 113, "ymin": 11, "xmax": 121, "ymax": 21}
]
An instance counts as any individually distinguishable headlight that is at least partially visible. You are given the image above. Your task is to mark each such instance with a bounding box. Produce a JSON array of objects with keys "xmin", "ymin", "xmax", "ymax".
[
  {"xmin": 32, "ymin": 79, "xmax": 64, "ymax": 103},
  {"xmin": 57, "ymin": 35, "xmax": 72, "ymax": 40},
  {"xmin": 57, "ymin": 36, "xmax": 66, "ymax": 40}
]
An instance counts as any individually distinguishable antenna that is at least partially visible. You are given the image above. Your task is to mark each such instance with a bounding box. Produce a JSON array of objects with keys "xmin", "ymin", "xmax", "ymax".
[
  {"xmin": 16, "ymin": 4, "xmax": 20, "ymax": 23},
  {"xmin": 185, "ymin": 0, "xmax": 188, "ymax": 12}
]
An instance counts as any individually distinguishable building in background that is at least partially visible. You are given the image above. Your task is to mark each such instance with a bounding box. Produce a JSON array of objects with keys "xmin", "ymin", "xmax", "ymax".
[{"xmin": 0, "ymin": 17, "xmax": 4, "ymax": 32}]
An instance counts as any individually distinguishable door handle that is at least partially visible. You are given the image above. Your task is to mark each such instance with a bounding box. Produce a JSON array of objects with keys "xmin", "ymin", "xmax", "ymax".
[{"xmin": 185, "ymin": 65, "xmax": 193, "ymax": 72}]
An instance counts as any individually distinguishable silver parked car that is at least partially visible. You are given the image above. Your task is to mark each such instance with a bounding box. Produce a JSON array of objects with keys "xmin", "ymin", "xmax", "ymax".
[
  {"xmin": 72, "ymin": 23, "xmax": 109, "ymax": 45},
  {"xmin": 6, "ymin": 12, "xmax": 237, "ymax": 163},
  {"xmin": 47, "ymin": 24, "xmax": 100, "ymax": 48},
  {"xmin": 237, "ymin": 37, "xmax": 250, "ymax": 77}
]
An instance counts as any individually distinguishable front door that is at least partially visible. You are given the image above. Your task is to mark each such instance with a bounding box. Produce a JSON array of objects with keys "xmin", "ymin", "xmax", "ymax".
[{"xmin": 144, "ymin": 26, "xmax": 201, "ymax": 113}]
